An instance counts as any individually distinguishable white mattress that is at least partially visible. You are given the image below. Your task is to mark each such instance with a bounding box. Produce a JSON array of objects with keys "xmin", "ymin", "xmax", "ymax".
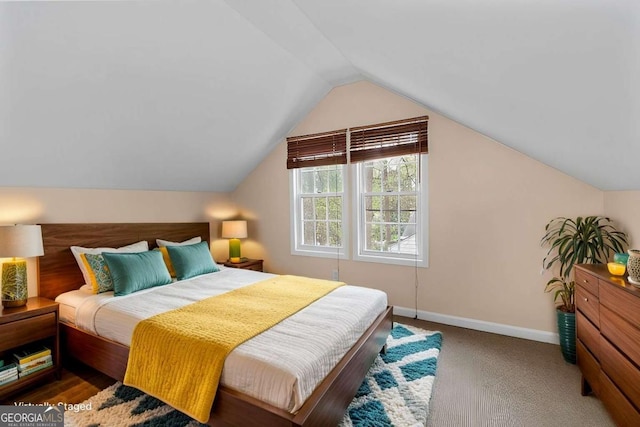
[
  {"xmin": 57, "ymin": 288, "xmax": 93, "ymax": 324},
  {"xmin": 55, "ymin": 268, "xmax": 387, "ymax": 413}
]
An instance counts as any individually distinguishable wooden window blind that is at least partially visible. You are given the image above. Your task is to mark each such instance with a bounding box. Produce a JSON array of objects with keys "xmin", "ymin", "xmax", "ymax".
[
  {"xmin": 286, "ymin": 129, "xmax": 347, "ymax": 169},
  {"xmin": 349, "ymin": 116, "xmax": 428, "ymax": 163}
]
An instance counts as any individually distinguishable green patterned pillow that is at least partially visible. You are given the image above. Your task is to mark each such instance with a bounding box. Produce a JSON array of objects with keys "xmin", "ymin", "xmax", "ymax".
[{"xmin": 81, "ymin": 253, "xmax": 114, "ymax": 293}]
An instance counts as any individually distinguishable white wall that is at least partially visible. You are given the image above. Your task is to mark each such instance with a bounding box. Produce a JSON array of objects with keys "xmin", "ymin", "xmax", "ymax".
[{"xmin": 604, "ymin": 191, "xmax": 640, "ymax": 248}]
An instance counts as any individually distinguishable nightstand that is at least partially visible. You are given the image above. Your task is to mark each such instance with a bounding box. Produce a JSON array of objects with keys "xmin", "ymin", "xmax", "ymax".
[
  {"xmin": 222, "ymin": 259, "xmax": 264, "ymax": 272},
  {"xmin": 0, "ymin": 297, "xmax": 60, "ymax": 400}
]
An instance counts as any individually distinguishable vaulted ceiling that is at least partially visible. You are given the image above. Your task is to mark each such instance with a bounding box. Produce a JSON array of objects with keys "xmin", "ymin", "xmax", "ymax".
[{"xmin": 1, "ymin": 1, "xmax": 638, "ymax": 192}]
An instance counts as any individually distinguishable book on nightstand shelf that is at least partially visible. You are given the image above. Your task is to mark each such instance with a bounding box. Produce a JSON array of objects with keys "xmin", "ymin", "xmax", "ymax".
[
  {"xmin": 0, "ymin": 371, "xmax": 17, "ymax": 381},
  {"xmin": 0, "ymin": 363, "xmax": 18, "ymax": 385},
  {"xmin": 17, "ymin": 355, "xmax": 52, "ymax": 372},
  {"xmin": 18, "ymin": 360, "xmax": 53, "ymax": 378},
  {"xmin": 0, "ymin": 374, "xmax": 18, "ymax": 386},
  {"xmin": 12, "ymin": 345, "xmax": 51, "ymax": 366},
  {"xmin": 0, "ymin": 363, "xmax": 18, "ymax": 377}
]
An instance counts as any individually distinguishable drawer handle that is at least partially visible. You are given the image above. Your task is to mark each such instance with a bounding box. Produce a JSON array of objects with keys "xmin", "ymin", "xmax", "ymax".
[
  {"xmin": 583, "ymin": 279, "xmax": 589, "ymax": 283},
  {"xmin": 584, "ymin": 297, "xmax": 588, "ymax": 302}
]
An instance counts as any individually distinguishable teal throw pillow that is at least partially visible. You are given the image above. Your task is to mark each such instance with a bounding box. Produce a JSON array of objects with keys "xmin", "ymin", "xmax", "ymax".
[
  {"xmin": 102, "ymin": 251, "xmax": 172, "ymax": 296},
  {"xmin": 166, "ymin": 241, "xmax": 219, "ymax": 281}
]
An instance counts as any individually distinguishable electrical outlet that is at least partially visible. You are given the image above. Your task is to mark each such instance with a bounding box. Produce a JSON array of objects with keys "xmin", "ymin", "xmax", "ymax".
[{"xmin": 332, "ymin": 269, "xmax": 339, "ymax": 281}]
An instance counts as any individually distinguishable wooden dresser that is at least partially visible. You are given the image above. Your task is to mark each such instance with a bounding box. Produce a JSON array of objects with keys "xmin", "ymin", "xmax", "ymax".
[{"xmin": 575, "ymin": 264, "xmax": 640, "ymax": 426}]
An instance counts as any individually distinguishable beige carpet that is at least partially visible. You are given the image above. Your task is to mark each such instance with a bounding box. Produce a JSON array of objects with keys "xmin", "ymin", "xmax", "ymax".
[{"xmin": 396, "ymin": 316, "xmax": 614, "ymax": 427}]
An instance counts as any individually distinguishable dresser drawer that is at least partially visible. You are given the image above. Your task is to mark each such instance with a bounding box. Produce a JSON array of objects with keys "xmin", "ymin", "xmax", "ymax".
[
  {"xmin": 577, "ymin": 311, "xmax": 600, "ymax": 360},
  {"xmin": 575, "ymin": 268, "xmax": 599, "ymax": 297},
  {"xmin": 577, "ymin": 339, "xmax": 600, "ymax": 396},
  {"xmin": 576, "ymin": 285, "xmax": 599, "ymax": 327},
  {"xmin": 600, "ymin": 281, "xmax": 640, "ymax": 330},
  {"xmin": 601, "ymin": 336, "xmax": 640, "ymax": 408},
  {"xmin": 0, "ymin": 312, "xmax": 56, "ymax": 352},
  {"xmin": 600, "ymin": 371, "xmax": 640, "ymax": 427},
  {"xmin": 601, "ymin": 305, "xmax": 640, "ymax": 367}
]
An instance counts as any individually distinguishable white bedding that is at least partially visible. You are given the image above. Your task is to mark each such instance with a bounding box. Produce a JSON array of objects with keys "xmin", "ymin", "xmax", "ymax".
[
  {"xmin": 55, "ymin": 268, "xmax": 387, "ymax": 413},
  {"xmin": 57, "ymin": 288, "xmax": 93, "ymax": 324}
]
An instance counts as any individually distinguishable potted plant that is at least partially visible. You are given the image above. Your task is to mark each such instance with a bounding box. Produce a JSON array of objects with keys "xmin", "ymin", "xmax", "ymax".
[{"xmin": 541, "ymin": 216, "xmax": 628, "ymax": 363}]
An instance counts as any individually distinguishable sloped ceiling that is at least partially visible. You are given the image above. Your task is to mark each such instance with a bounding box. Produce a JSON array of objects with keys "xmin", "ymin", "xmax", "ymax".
[{"xmin": 1, "ymin": 1, "xmax": 638, "ymax": 192}]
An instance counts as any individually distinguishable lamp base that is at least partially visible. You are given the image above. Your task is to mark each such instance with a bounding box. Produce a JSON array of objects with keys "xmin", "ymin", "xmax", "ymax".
[
  {"xmin": 1, "ymin": 259, "xmax": 28, "ymax": 308},
  {"xmin": 2, "ymin": 298, "xmax": 27, "ymax": 308},
  {"xmin": 228, "ymin": 238, "xmax": 242, "ymax": 263}
]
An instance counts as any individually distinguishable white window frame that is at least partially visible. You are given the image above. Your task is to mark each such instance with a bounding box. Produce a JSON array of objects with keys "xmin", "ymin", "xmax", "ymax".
[
  {"xmin": 352, "ymin": 154, "xmax": 429, "ymax": 267},
  {"xmin": 290, "ymin": 164, "xmax": 349, "ymax": 259}
]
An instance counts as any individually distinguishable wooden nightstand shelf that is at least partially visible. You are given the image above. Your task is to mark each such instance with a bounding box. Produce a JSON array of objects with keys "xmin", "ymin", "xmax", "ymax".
[
  {"xmin": 222, "ymin": 259, "xmax": 263, "ymax": 272},
  {"xmin": 0, "ymin": 297, "xmax": 60, "ymax": 401}
]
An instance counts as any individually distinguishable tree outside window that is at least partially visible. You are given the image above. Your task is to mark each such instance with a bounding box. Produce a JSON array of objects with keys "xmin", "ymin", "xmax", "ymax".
[{"xmin": 361, "ymin": 155, "xmax": 419, "ymax": 255}]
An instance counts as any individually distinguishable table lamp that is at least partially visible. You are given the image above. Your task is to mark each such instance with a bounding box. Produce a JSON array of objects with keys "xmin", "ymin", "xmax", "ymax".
[
  {"xmin": 0, "ymin": 225, "xmax": 44, "ymax": 307},
  {"xmin": 221, "ymin": 220, "xmax": 247, "ymax": 263}
]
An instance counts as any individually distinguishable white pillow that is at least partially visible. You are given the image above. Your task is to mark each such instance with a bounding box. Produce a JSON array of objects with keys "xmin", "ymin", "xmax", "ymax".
[
  {"xmin": 156, "ymin": 236, "xmax": 202, "ymax": 247},
  {"xmin": 70, "ymin": 240, "xmax": 149, "ymax": 286}
]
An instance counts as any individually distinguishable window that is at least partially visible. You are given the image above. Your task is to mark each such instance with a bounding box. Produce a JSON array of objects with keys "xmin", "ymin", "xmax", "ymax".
[
  {"xmin": 291, "ymin": 165, "xmax": 346, "ymax": 256},
  {"xmin": 350, "ymin": 116, "xmax": 428, "ymax": 266},
  {"xmin": 288, "ymin": 130, "xmax": 348, "ymax": 257},
  {"xmin": 355, "ymin": 154, "xmax": 428, "ymax": 266},
  {"xmin": 288, "ymin": 116, "xmax": 428, "ymax": 266}
]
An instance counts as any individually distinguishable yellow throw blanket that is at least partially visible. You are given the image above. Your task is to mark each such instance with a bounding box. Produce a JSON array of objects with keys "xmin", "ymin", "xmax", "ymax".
[{"xmin": 123, "ymin": 275, "xmax": 344, "ymax": 423}]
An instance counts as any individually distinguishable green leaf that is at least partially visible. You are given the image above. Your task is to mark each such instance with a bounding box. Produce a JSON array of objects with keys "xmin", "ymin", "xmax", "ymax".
[{"xmin": 540, "ymin": 216, "xmax": 627, "ymax": 312}]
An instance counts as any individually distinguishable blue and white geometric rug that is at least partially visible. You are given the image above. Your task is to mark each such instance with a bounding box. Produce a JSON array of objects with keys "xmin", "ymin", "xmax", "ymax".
[
  {"xmin": 65, "ymin": 323, "xmax": 442, "ymax": 427},
  {"xmin": 340, "ymin": 323, "xmax": 442, "ymax": 427}
]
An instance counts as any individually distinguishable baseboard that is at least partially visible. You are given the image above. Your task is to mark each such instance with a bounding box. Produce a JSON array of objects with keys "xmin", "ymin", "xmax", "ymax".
[{"xmin": 393, "ymin": 306, "xmax": 559, "ymax": 345}]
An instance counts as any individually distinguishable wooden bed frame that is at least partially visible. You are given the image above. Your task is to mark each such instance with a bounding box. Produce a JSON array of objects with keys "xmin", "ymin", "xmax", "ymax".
[{"xmin": 37, "ymin": 223, "xmax": 393, "ymax": 427}]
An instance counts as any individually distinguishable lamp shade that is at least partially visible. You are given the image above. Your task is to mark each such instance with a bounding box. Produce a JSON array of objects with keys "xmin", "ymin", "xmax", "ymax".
[
  {"xmin": 221, "ymin": 221, "xmax": 248, "ymax": 239},
  {"xmin": 0, "ymin": 225, "xmax": 44, "ymax": 258}
]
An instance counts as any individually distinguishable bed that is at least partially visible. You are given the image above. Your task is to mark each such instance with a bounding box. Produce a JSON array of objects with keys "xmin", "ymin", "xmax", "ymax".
[{"xmin": 37, "ymin": 223, "xmax": 393, "ymax": 427}]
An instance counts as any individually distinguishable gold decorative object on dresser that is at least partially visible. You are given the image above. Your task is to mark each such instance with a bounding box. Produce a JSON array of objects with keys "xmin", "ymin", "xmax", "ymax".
[
  {"xmin": 0, "ymin": 297, "xmax": 60, "ymax": 401},
  {"xmin": 575, "ymin": 264, "xmax": 640, "ymax": 427}
]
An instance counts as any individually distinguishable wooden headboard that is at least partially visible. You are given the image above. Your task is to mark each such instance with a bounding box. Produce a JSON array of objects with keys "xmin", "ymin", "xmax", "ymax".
[{"xmin": 38, "ymin": 222, "xmax": 210, "ymax": 300}]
